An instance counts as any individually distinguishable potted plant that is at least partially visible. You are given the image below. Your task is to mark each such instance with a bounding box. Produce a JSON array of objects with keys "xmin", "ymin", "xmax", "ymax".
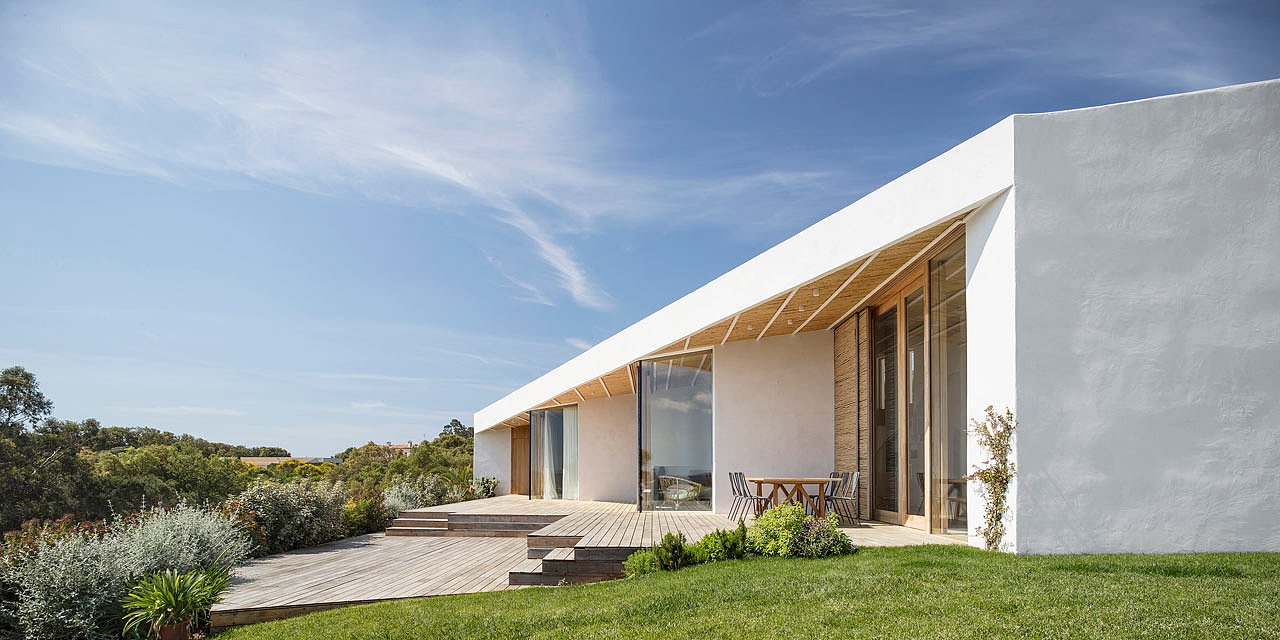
[{"xmin": 121, "ymin": 565, "xmax": 232, "ymax": 640}]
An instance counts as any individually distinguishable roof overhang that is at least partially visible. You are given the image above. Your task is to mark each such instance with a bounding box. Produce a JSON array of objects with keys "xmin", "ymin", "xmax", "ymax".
[{"xmin": 475, "ymin": 116, "xmax": 1015, "ymax": 433}]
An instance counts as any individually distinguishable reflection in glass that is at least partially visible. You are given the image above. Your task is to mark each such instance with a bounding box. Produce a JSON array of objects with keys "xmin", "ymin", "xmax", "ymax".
[
  {"xmin": 872, "ymin": 308, "xmax": 898, "ymax": 514},
  {"xmin": 639, "ymin": 352, "xmax": 712, "ymax": 511},
  {"xmin": 905, "ymin": 287, "xmax": 926, "ymax": 517},
  {"xmin": 530, "ymin": 406, "xmax": 578, "ymax": 500},
  {"xmin": 930, "ymin": 237, "xmax": 968, "ymax": 534}
]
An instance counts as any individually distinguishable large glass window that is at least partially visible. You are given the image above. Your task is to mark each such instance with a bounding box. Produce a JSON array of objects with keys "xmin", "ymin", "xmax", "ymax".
[
  {"xmin": 639, "ymin": 352, "xmax": 712, "ymax": 511},
  {"xmin": 930, "ymin": 237, "xmax": 967, "ymax": 535},
  {"xmin": 871, "ymin": 307, "xmax": 898, "ymax": 515},
  {"xmin": 530, "ymin": 406, "xmax": 578, "ymax": 500}
]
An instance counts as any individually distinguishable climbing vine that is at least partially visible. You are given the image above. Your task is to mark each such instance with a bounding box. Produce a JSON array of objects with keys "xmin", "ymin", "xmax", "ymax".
[{"xmin": 968, "ymin": 405, "xmax": 1016, "ymax": 551}]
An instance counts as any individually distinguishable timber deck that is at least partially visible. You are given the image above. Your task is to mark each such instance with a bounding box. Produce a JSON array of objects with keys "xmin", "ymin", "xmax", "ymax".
[{"xmin": 211, "ymin": 495, "xmax": 963, "ymax": 628}]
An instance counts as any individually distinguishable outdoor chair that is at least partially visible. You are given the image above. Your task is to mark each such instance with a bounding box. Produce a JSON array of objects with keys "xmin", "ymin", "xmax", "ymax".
[
  {"xmin": 658, "ymin": 475, "xmax": 703, "ymax": 510},
  {"xmin": 825, "ymin": 471, "xmax": 860, "ymax": 526},
  {"xmin": 727, "ymin": 471, "xmax": 771, "ymax": 521},
  {"xmin": 806, "ymin": 471, "xmax": 842, "ymax": 515}
]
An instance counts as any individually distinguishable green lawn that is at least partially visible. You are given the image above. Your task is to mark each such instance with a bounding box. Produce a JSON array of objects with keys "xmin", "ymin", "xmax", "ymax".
[{"xmin": 217, "ymin": 545, "xmax": 1280, "ymax": 640}]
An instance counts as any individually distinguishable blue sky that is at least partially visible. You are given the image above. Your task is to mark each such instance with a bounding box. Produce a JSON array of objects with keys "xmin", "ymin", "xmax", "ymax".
[{"xmin": 2, "ymin": 1, "xmax": 1277, "ymax": 456}]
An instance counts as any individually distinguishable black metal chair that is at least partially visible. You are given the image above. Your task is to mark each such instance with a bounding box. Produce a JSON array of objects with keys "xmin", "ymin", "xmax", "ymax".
[
  {"xmin": 807, "ymin": 471, "xmax": 842, "ymax": 515},
  {"xmin": 727, "ymin": 471, "xmax": 771, "ymax": 521},
  {"xmin": 825, "ymin": 471, "xmax": 860, "ymax": 526}
]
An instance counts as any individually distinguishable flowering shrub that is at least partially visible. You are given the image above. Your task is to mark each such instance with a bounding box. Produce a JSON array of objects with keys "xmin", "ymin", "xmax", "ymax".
[
  {"xmin": 748, "ymin": 503, "xmax": 854, "ymax": 558},
  {"xmin": 2, "ymin": 515, "xmax": 110, "ymax": 560},
  {"xmin": 236, "ymin": 480, "xmax": 346, "ymax": 554},
  {"xmin": 968, "ymin": 405, "xmax": 1017, "ymax": 551},
  {"xmin": 793, "ymin": 513, "xmax": 854, "ymax": 558},
  {"xmin": 0, "ymin": 504, "xmax": 250, "ymax": 640}
]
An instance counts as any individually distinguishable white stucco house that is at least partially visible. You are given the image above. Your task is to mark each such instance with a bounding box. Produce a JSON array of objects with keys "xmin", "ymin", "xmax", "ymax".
[{"xmin": 472, "ymin": 79, "xmax": 1280, "ymax": 555}]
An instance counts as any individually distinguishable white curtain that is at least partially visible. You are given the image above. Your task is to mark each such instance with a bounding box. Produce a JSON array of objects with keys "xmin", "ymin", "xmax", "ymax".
[{"xmin": 562, "ymin": 406, "xmax": 579, "ymax": 500}]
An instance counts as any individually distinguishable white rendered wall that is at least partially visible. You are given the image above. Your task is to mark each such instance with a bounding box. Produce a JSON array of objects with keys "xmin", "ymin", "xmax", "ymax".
[
  {"xmin": 577, "ymin": 394, "xmax": 638, "ymax": 503},
  {"xmin": 712, "ymin": 331, "xmax": 836, "ymax": 515},
  {"xmin": 474, "ymin": 427, "xmax": 511, "ymax": 496},
  {"xmin": 964, "ymin": 191, "xmax": 1019, "ymax": 551},
  {"xmin": 1011, "ymin": 79, "xmax": 1280, "ymax": 554}
]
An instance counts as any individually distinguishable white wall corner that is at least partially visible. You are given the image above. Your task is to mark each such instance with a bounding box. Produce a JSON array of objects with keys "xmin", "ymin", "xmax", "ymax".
[
  {"xmin": 964, "ymin": 188, "xmax": 1018, "ymax": 552},
  {"xmin": 473, "ymin": 427, "xmax": 511, "ymax": 496}
]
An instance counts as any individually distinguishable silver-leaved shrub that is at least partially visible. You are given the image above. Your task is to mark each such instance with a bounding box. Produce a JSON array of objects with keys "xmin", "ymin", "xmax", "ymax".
[
  {"xmin": 381, "ymin": 474, "xmax": 451, "ymax": 518},
  {"xmin": 237, "ymin": 480, "xmax": 346, "ymax": 554},
  {"xmin": 0, "ymin": 504, "xmax": 251, "ymax": 640}
]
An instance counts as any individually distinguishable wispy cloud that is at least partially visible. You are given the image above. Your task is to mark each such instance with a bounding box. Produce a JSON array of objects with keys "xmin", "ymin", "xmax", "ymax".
[
  {"xmin": 565, "ymin": 337, "xmax": 593, "ymax": 351},
  {"xmin": 699, "ymin": 0, "xmax": 1243, "ymax": 98},
  {"xmin": 348, "ymin": 401, "xmax": 387, "ymax": 410},
  {"xmin": 0, "ymin": 1, "xmax": 619, "ymax": 309},
  {"xmin": 126, "ymin": 405, "xmax": 245, "ymax": 416}
]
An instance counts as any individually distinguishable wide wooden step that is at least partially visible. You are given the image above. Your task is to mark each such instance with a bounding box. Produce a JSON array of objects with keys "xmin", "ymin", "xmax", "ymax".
[
  {"xmin": 527, "ymin": 546, "xmax": 555, "ymax": 559},
  {"xmin": 450, "ymin": 521, "xmax": 548, "ymax": 532},
  {"xmin": 391, "ymin": 517, "xmax": 447, "ymax": 528},
  {"xmin": 573, "ymin": 546, "xmax": 641, "ymax": 562},
  {"xmin": 385, "ymin": 528, "xmax": 530, "ymax": 538},
  {"xmin": 450, "ymin": 513, "xmax": 564, "ymax": 524}
]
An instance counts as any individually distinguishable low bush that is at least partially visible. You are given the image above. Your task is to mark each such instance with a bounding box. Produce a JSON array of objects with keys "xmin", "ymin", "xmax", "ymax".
[
  {"xmin": 654, "ymin": 532, "xmax": 689, "ymax": 571},
  {"xmin": 622, "ymin": 549, "xmax": 658, "ymax": 577},
  {"xmin": 381, "ymin": 474, "xmax": 451, "ymax": 518},
  {"xmin": 342, "ymin": 496, "xmax": 389, "ymax": 537},
  {"xmin": 794, "ymin": 512, "xmax": 854, "ymax": 558},
  {"xmin": 747, "ymin": 503, "xmax": 807, "ymax": 557},
  {"xmin": 696, "ymin": 521, "xmax": 749, "ymax": 562},
  {"xmin": 0, "ymin": 504, "xmax": 251, "ymax": 640},
  {"xmin": 236, "ymin": 481, "xmax": 346, "ymax": 555},
  {"xmin": 471, "ymin": 476, "xmax": 498, "ymax": 499},
  {"xmin": 747, "ymin": 503, "xmax": 855, "ymax": 558}
]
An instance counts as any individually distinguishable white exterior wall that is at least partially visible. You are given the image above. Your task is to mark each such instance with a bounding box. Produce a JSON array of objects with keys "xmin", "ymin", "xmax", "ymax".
[
  {"xmin": 1011, "ymin": 79, "xmax": 1280, "ymax": 554},
  {"xmin": 712, "ymin": 331, "xmax": 836, "ymax": 514},
  {"xmin": 577, "ymin": 394, "xmax": 638, "ymax": 503},
  {"xmin": 964, "ymin": 191, "xmax": 1019, "ymax": 551},
  {"xmin": 474, "ymin": 427, "xmax": 511, "ymax": 495}
]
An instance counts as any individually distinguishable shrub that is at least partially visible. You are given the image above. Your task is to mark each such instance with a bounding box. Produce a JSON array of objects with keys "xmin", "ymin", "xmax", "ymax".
[
  {"xmin": 471, "ymin": 476, "xmax": 498, "ymax": 499},
  {"xmin": 794, "ymin": 512, "xmax": 855, "ymax": 558},
  {"xmin": 622, "ymin": 549, "xmax": 658, "ymax": 577},
  {"xmin": 236, "ymin": 480, "xmax": 346, "ymax": 554},
  {"xmin": 747, "ymin": 503, "xmax": 807, "ymax": 557},
  {"xmin": 654, "ymin": 532, "xmax": 689, "ymax": 571},
  {"xmin": 0, "ymin": 504, "xmax": 250, "ymax": 640},
  {"xmin": 746, "ymin": 504, "xmax": 855, "ymax": 559},
  {"xmin": 121, "ymin": 564, "xmax": 232, "ymax": 638},
  {"xmin": 381, "ymin": 474, "xmax": 451, "ymax": 518},
  {"xmin": 697, "ymin": 521, "xmax": 749, "ymax": 562},
  {"xmin": 342, "ymin": 496, "xmax": 389, "ymax": 537}
]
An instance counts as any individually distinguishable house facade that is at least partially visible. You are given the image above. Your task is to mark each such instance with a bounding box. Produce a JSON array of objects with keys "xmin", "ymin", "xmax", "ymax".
[{"xmin": 473, "ymin": 79, "xmax": 1280, "ymax": 555}]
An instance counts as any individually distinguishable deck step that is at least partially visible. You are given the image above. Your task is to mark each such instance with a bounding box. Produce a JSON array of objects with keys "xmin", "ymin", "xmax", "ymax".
[
  {"xmin": 450, "ymin": 521, "xmax": 547, "ymax": 532},
  {"xmin": 391, "ymin": 517, "xmax": 448, "ymax": 528},
  {"xmin": 450, "ymin": 513, "xmax": 564, "ymax": 524},
  {"xmin": 386, "ymin": 528, "xmax": 530, "ymax": 538},
  {"xmin": 527, "ymin": 547, "xmax": 555, "ymax": 559},
  {"xmin": 574, "ymin": 546, "xmax": 641, "ymax": 562}
]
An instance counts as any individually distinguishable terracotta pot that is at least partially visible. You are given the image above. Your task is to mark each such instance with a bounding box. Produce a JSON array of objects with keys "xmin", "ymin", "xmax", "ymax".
[{"xmin": 157, "ymin": 621, "xmax": 191, "ymax": 640}]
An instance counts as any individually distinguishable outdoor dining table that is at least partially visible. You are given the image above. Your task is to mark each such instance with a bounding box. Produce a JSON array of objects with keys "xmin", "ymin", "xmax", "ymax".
[{"xmin": 746, "ymin": 476, "xmax": 837, "ymax": 517}]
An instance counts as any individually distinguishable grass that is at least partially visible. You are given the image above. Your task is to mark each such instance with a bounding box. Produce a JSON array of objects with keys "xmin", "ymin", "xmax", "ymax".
[{"xmin": 217, "ymin": 545, "xmax": 1280, "ymax": 639}]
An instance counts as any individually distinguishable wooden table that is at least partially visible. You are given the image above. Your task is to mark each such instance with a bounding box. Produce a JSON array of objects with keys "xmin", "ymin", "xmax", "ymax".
[{"xmin": 746, "ymin": 477, "xmax": 837, "ymax": 517}]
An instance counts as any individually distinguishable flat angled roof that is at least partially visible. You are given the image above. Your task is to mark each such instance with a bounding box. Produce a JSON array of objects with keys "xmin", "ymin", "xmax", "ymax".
[{"xmin": 474, "ymin": 115, "xmax": 1015, "ymax": 433}]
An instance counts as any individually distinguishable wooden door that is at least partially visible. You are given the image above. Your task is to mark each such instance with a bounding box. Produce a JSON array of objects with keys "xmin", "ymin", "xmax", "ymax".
[
  {"xmin": 869, "ymin": 267, "xmax": 931, "ymax": 530},
  {"xmin": 510, "ymin": 425, "xmax": 530, "ymax": 495}
]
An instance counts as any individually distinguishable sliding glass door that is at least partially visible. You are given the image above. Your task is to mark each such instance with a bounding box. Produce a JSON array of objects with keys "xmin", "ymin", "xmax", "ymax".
[
  {"xmin": 529, "ymin": 406, "xmax": 578, "ymax": 500},
  {"xmin": 867, "ymin": 232, "xmax": 966, "ymax": 535},
  {"xmin": 639, "ymin": 352, "xmax": 712, "ymax": 511},
  {"xmin": 929, "ymin": 237, "xmax": 967, "ymax": 534}
]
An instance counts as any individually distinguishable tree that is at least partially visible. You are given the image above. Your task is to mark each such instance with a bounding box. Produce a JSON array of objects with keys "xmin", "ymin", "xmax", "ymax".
[
  {"xmin": 0, "ymin": 366, "xmax": 54, "ymax": 438},
  {"xmin": 440, "ymin": 419, "xmax": 473, "ymax": 439}
]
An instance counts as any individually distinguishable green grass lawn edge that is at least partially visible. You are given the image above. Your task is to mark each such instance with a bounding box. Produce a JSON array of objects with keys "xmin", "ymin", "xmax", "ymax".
[{"xmin": 217, "ymin": 545, "xmax": 1280, "ymax": 640}]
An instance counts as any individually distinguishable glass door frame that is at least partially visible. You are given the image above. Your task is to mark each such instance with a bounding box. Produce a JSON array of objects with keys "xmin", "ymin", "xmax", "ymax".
[{"xmin": 869, "ymin": 266, "xmax": 932, "ymax": 530}]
